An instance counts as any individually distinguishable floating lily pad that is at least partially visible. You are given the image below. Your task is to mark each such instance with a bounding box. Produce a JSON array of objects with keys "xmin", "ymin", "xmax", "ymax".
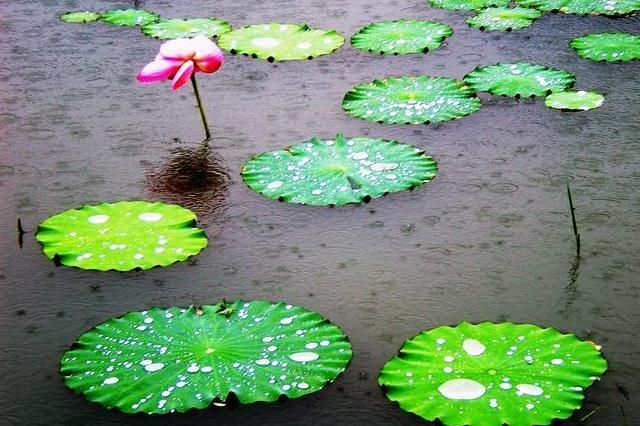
[
  {"xmin": 466, "ymin": 7, "xmax": 542, "ymax": 32},
  {"xmin": 60, "ymin": 11, "xmax": 101, "ymax": 24},
  {"xmin": 101, "ymin": 9, "xmax": 159, "ymax": 27},
  {"xmin": 351, "ymin": 20, "xmax": 453, "ymax": 55},
  {"xmin": 379, "ymin": 322, "xmax": 607, "ymax": 426},
  {"xmin": 218, "ymin": 23, "xmax": 344, "ymax": 62},
  {"xmin": 36, "ymin": 201, "xmax": 207, "ymax": 271},
  {"xmin": 515, "ymin": 0, "xmax": 640, "ymax": 15},
  {"xmin": 241, "ymin": 135, "xmax": 438, "ymax": 206},
  {"xmin": 428, "ymin": 0, "xmax": 510, "ymax": 11},
  {"xmin": 142, "ymin": 18, "xmax": 231, "ymax": 39},
  {"xmin": 464, "ymin": 63, "xmax": 575, "ymax": 97},
  {"xmin": 545, "ymin": 90, "xmax": 604, "ymax": 110},
  {"xmin": 343, "ymin": 75, "xmax": 481, "ymax": 125},
  {"xmin": 61, "ymin": 300, "xmax": 352, "ymax": 414},
  {"xmin": 570, "ymin": 32, "xmax": 640, "ymax": 62}
]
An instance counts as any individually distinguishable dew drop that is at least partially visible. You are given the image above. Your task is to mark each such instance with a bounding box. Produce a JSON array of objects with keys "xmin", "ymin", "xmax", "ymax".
[
  {"xmin": 267, "ymin": 181, "xmax": 283, "ymax": 190},
  {"xmin": 280, "ymin": 317, "xmax": 294, "ymax": 325},
  {"xmin": 144, "ymin": 362, "xmax": 165, "ymax": 372},
  {"xmin": 103, "ymin": 377, "xmax": 119, "ymax": 385},
  {"xmin": 289, "ymin": 352, "xmax": 319, "ymax": 362},
  {"xmin": 516, "ymin": 384, "xmax": 544, "ymax": 396},
  {"xmin": 551, "ymin": 358, "xmax": 564, "ymax": 365},
  {"xmin": 256, "ymin": 359, "xmax": 270, "ymax": 366},
  {"xmin": 88, "ymin": 215, "xmax": 109, "ymax": 224},
  {"xmin": 463, "ymin": 339, "xmax": 486, "ymax": 356},
  {"xmin": 138, "ymin": 212, "xmax": 162, "ymax": 222},
  {"xmin": 438, "ymin": 379, "xmax": 486, "ymax": 400}
]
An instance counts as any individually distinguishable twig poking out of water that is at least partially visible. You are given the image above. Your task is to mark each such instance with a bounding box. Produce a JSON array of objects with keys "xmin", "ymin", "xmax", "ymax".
[
  {"xmin": 17, "ymin": 218, "xmax": 25, "ymax": 248},
  {"xmin": 567, "ymin": 183, "xmax": 581, "ymax": 257},
  {"xmin": 580, "ymin": 405, "xmax": 601, "ymax": 422}
]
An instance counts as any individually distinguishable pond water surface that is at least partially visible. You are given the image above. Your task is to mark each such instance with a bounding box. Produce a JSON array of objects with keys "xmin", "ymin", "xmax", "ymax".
[{"xmin": 1, "ymin": 0, "xmax": 639, "ymax": 425}]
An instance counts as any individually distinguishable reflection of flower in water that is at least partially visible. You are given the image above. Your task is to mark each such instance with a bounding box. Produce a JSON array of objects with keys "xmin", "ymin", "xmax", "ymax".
[{"xmin": 146, "ymin": 142, "xmax": 229, "ymax": 219}]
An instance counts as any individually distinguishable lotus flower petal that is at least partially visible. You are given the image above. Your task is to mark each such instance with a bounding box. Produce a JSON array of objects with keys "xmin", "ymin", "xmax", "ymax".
[
  {"xmin": 171, "ymin": 60, "xmax": 195, "ymax": 90},
  {"xmin": 159, "ymin": 38, "xmax": 196, "ymax": 60},
  {"xmin": 137, "ymin": 59, "xmax": 182, "ymax": 83},
  {"xmin": 196, "ymin": 52, "xmax": 224, "ymax": 73}
]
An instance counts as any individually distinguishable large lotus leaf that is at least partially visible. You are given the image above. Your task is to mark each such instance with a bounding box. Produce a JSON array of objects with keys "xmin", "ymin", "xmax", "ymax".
[
  {"xmin": 545, "ymin": 90, "xmax": 604, "ymax": 110},
  {"xmin": 36, "ymin": 201, "xmax": 207, "ymax": 271},
  {"xmin": 61, "ymin": 300, "xmax": 352, "ymax": 414},
  {"xmin": 218, "ymin": 23, "xmax": 344, "ymax": 61},
  {"xmin": 464, "ymin": 63, "xmax": 575, "ymax": 98},
  {"xmin": 241, "ymin": 135, "xmax": 438, "ymax": 206},
  {"xmin": 100, "ymin": 9, "xmax": 159, "ymax": 27},
  {"xmin": 60, "ymin": 11, "xmax": 101, "ymax": 24},
  {"xmin": 379, "ymin": 322, "xmax": 608, "ymax": 426},
  {"xmin": 466, "ymin": 7, "xmax": 542, "ymax": 32},
  {"xmin": 343, "ymin": 75, "xmax": 481, "ymax": 125},
  {"xmin": 351, "ymin": 20, "xmax": 453, "ymax": 55},
  {"xmin": 570, "ymin": 32, "xmax": 640, "ymax": 62},
  {"xmin": 428, "ymin": 0, "xmax": 510, "ymax": 11},
  {"xmin": 515, "ymin": 0, "xmax": 640, "ymax": 15},
  {"xmin": 142, "ymin": 18, "xmax": 231, "ymax": 39}
]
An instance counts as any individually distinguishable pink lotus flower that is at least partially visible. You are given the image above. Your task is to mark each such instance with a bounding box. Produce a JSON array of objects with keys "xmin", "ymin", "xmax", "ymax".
[{"xmin": 137, "ymin": 36, "xmax": 224, "ymax": 91}]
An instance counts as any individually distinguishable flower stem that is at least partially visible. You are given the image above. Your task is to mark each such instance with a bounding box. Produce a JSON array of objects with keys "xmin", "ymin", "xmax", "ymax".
[{"xmin": 190, "ymin": 74, "xmax": 211, "ymax": 140}]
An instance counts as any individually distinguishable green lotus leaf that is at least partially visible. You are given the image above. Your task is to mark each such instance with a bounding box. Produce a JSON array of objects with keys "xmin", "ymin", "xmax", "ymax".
[
  {"xmin": 36, "ymin": 201, "xmax": 207, "ymax": 272},
  {"xmin": 100, "ymin": 9, "xmax": 160, "ymax": 27},
  {"xmin": 343, "ymin": 75, "xmax": 481, "ymax": 125},
  {"xmin": 379, "ymin": 322, "xmax": 608, "ymax": 426},
  {"xmin": 218, "ymin": 23, "xmax": 344, "ymax": 62},
  {"xmin": 570, "ymin": 32, "xmax": 640, "ymax": 62},
  {"xmin": 142, "ymin": 18, "xmax": 231, "ymax": 39},
  {"xmin": 61, "ymin": 300, "xmax": 352, "ymax": 414},
  {"xmin": 466, "ymin": 7, "xmax": 542, "ymax": 32},
  {"xmin": 241, "ymin": 135, "xmax": 438, "ymax": 206},
  {"xmin": 464, "ymin": 63, "xmax": 575, "ymax": 97},
  {"xmin": 545, "ymin": 90, "xmax": 604, "ymax": 110},
  {"xmin": 428, "ymin": 0, "xmax": 510, "ymax": 11},
  {"xmin": 515, "ymin": 0, "xmax": 640, "ymax": 15},
  {"xmin": 351, "ymin": 20, "xmax": 453, "ymax": 55},
  {"xmin": 60, "ymin": 11, "xmax": 101, "ymax": 24}
]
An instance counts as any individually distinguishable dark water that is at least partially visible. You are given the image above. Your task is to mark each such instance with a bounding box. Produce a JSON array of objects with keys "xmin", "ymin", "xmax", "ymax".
[{"xmin": 1, "ymin": 0, "xmax": 639, "ymax": 425}]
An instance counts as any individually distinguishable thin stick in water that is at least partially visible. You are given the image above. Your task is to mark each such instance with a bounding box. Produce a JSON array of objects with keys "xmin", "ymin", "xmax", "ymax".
[
  {"xmin": 567, "ymin": 183, "xmax": 581, "ymax": 257},
  {"xmin": 190, "ymin": 74, "xmax": 211, "ymax": 141}
]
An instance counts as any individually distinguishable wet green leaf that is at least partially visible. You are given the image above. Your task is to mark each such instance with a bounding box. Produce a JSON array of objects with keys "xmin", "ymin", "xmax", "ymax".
[
  {"xmin": 570, "ymin": 32, "xmax": 640, "ymax": 62},
  {"xmin": 142, "ymin": 18, "xmax": 231, "ymax": 39},
  {"xmin": 60, "ymin": 11, "xmax": 101, "ymax": 24},
  {"xmin": 545, "ymin": 90, "xmax": 604, "ymax": 110},
  {"xmin": 351, "ymin": 20, "xmax": 453, "ymax": 55},
  {"xmin": 464, "ymin": 63, "xmax": 575, "ymax": 97},
  {"xmin": 343, "ymin": 75, "xmax": 481, "ymax": 124},
  {"xmin": 379, "ymin": 322, "xmax": 608, "ymax": 426},
  {"xmin": 61, "ymin": 300, "xmax": 352, "ymax": 414},
  {"xmin": 428, "ymin": 0, "xmax": 510, "ymax": 11},
  {"xmin": 515, "ymin": 0, "xmax": 640, "ymax": 15},
  {"xmin": 36, "ymin": 201, "xmax": 207, "ymax": 272},
  {"xmin": 242, "ymin": 135, "xmax": 438, "ymax": 206},
  {"xmin": 466, "ymin": 7, "xmax": 542, "ymax": 32},
  {"xmin": 101, "ymin": 9, "xmax": 159, "ymax": 27},
  {"xmin": 218, "ymin": 23, "xmax": 344, "ymax": 61}
]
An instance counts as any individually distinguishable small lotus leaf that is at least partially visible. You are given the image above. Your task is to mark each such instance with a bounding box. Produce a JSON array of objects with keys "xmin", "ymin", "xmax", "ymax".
[
  {"xmin": 570, "ymin": 32, "xmax": 640, "ymax": 62},
  {"xmin": 466, "ymin": 7, "xmax": 542, "ymax": 32},
  {"xmin": 242, "ymin": 135, "xmax": 438, "ymax": 206},
  {"xmin": 101, "ymin": 9, "xmax": 159, "ymax": 27},
  {"xmin": 464, "ymin": 63, "xmax": 575, "ymax": 97},
  {"xmin": 60, "ymin": 11, "xmax": 101, "ymax": 24},
  {"xmin": 218, "ymin": 23, "xmax": 344, "ymax": 62},
  {"xmin": 351, "ymin": 20, "xmax": 453, "ymax": 55},
  {"xmin": 545, "ymin": 90, "xmax": 604, "ymax": 110},
  {"xmin": 379, "ymin": 322, "xmax": 608, "ymax": 426},
  {"xmin": 343, "ymin": 75, "xmax": 481, "ymax": 124},
  {"xmin": 36, "ymin": 201, "xmax": 207, "ymax": 271},
  {"xmin": 142, "ymin": 18, "xmax": 231, "ymax": 39},
  {"xmin": 61, "ymin": 300, "xmax": 352, "ymax": 414},
  {"xmin": 515, "ymin": 0, "xmax": 640, "ymax": 15},
  {"xmin": 428, "ymin": 0, "xmax": 510, "ymax": 11}
]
